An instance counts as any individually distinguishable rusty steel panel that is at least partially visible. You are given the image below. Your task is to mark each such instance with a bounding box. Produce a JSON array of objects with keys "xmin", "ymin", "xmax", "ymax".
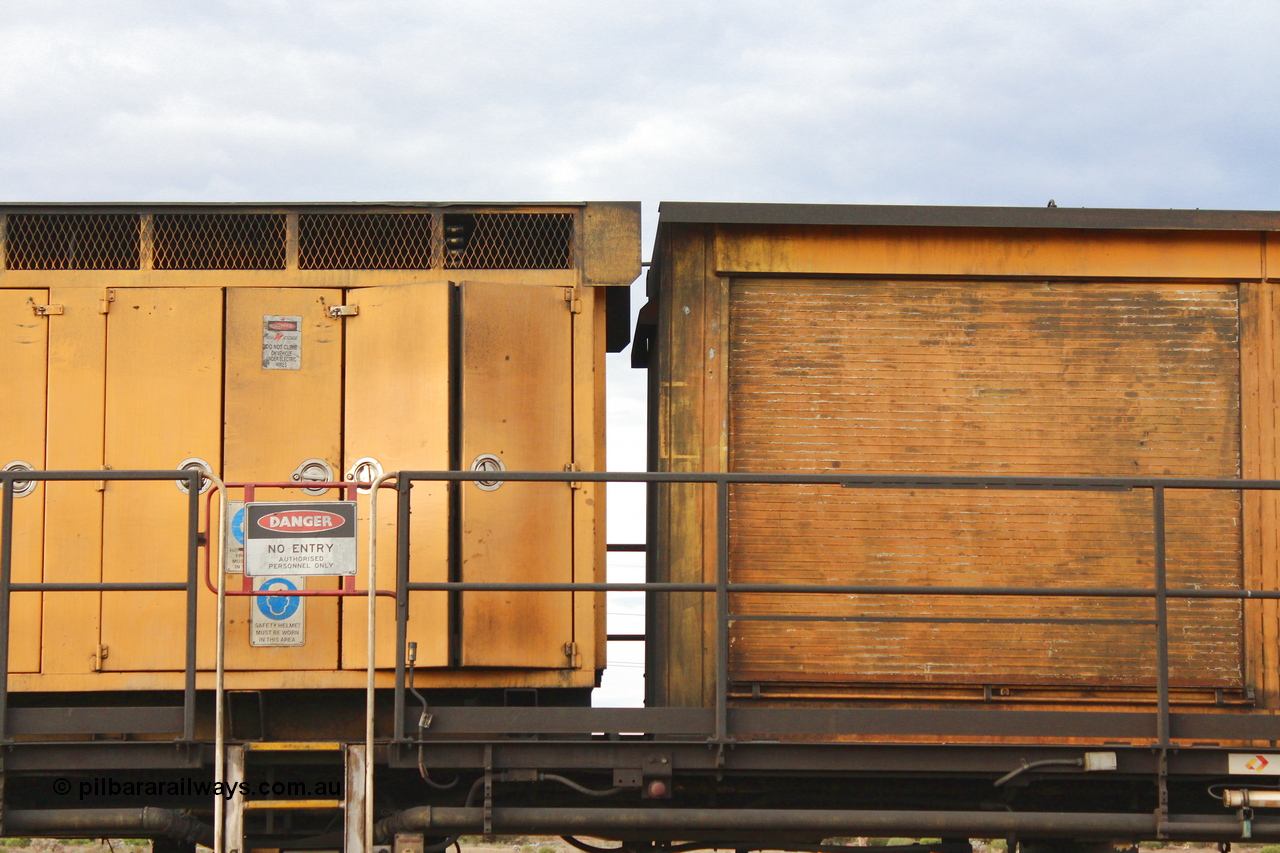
[{"xmin": 728, "ymin": 280, "xmax": 1243, "ymax": 689}]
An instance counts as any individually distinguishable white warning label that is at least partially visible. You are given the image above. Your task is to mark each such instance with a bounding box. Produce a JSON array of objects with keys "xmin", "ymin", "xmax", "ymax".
[
  {"xmin": 262, "ymin": 315, "xmax": 302, "ymax": 370},
  {"xmin": 244, "ymin": 501, "xmax": 357, "ymax": 577},
  {"xmin": 249, "ymin": 576, "xmax": 306, "ymax": 646},
  {"xmin": 1229, "ymin": 753, "xmax": 1280, "ymax": 775}
]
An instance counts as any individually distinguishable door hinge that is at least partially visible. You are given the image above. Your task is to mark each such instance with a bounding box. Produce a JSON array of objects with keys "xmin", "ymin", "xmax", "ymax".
[
  {"xmin": 98, "ymin": 289, "xmax": 115, "ymax": 315},
  {"xmin": 327, "ymin": 304, "xmax": 359, "ymax": 318},
  {"xmin": 29, "ymin": 299, "xmax": 64, "ymax": 316},
  {"xmin": 91, "ymin": 644, "xmax": 109, "ymax": 672},
  {"xmin": 562, "ymin": 641, "xmax": 581, "ymax": 669},
  {"xmin": 563, "ymin": 288, "xmax": 582, "ymax": 314}
]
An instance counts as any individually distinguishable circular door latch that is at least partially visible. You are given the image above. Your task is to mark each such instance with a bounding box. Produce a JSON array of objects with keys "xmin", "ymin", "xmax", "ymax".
[
  {"xmin": 2, "ymin": 461, "xmax": 37, "ymax": 498},
  {"xmin": 175, "ymin": 458, "xmax": 214, "ymax": 495},
  {"xmin": 470, "ymin": 453, "xmax": 505, "ymax": 491},
  {"xmin": 291, "ymin": 458, "xmax": 335, "ymax": 496},
  {"xmin": 345, "ymin": 457, "xmax": 384, "ymax": 493}
]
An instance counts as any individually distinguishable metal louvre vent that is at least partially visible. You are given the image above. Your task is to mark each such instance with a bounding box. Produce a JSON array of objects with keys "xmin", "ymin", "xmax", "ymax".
[
  {"xmin": 298, "ymin": 213, "xmax": 433, "ymax": 269},
  {"xmin": 5, "ymin": 214, "xmax": 140, "ymax": 270},
  {"xmin": 443, "ymin": 212, "xmax": 573, "ymax": 270},
  {"xmin": 154, "ymin": 214, "xmax": 286, "ymax": 270}
]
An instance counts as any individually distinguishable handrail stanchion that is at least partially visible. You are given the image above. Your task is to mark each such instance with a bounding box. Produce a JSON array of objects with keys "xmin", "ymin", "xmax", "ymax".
[
  {"xmin": 1153, "ymin": 485, "xmax": 1171, "ymax": 748},
  {"xmin": 206, "ymin": 473, "xmax": 229, "ymax": 853},
  {"xmin": 366, "ymin": 472, "xmax": 397, "ymax": 853},
  {"xmin": 715, "ymin": 478, "xmax": 730, "ymax": 748},
  {"xmin": 393, "ymin": 475, "xmax": 412, "ymax": 743},
  {"xmin": 0, "ymin": 476, "xmax": 14, "ymax": 744},
  {"xmin": 183, "ymin": 469, "xmax": 201, "ymax": 742}
]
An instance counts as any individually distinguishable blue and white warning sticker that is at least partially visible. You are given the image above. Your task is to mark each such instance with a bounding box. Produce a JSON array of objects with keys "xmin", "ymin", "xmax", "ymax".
[{"xmin": 249, "ymin": 576, "xmax": 305, "ymax": 647}]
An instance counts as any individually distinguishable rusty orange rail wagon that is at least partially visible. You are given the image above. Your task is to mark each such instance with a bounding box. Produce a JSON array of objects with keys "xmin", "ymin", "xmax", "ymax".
[{"xmin": 6, "ymin": 201, "xmax": 1280, "ymax": 852}]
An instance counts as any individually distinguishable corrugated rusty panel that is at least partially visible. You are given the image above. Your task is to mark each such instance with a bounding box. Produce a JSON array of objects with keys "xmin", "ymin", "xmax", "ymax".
[{"xmin": 729, "ymin": 280, "xmax": 1243, "ymax": 688}]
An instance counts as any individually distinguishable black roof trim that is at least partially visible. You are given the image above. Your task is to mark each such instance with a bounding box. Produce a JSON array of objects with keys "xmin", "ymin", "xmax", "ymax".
[
  {"xmin": 658, "ymin": 202, "xmax": 1280, "ymax": 232},
  {"xmin": 0, "ymin": 201, "xmax": 592, "ymax": 213}
]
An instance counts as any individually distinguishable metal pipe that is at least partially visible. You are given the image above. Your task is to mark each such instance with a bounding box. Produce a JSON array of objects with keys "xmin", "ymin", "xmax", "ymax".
[
  {"xmin": 394, "ymin": 466, "xmax": 1274, "ymax": 484},
  {"xmin": 375, "ymin": 806, "xmax": 1280, "ymax": 840},
  {"xmin": 183, "ymin": 469, "xmax": 200, "ymax": 742},
  {"xmin": 8, "ymin": 466, "xmax": 1280, "ymax": 492},
  {"xmin": 368, "ymin": 472, "xmax": 397, "ymax": 853},
  {"xmin": 10, "ymin": 582, "xmax": 188, "ymax": 591},
  {"xmin": 0, "ymin": 478, "xmax": 14, "ymax": 744},
  {"xmin": 391, "ymin": 469, "xmax": 1280, "ymax": 492},
  {"xmin": 208, "ymin": 473, "xmax": 229, "ymax": 853},
  {"xmin": 5, "ymin": 807, "xmax": 215, "ymax": 847},
  {"xmin": 1224, "ymin": 790, "xmax": 1280, "ymax": 808},
  {"xmin": 394, "ymin": 475, "xmax": 412, "ymax": 744},
  {"xmin": 403, "ymin": 580, "xmax": 1280, "ymax": 600},
  {"xmin": 1153, "ymin": 485, "xmax": 1170, "ymax": 747},
  {"xmin": 715, "ymin": 480, "xmax": 729, "ymax": 745},
  {"xmin": 731, "ymin": 614, "xmax": 1157, "ymax": 626}
]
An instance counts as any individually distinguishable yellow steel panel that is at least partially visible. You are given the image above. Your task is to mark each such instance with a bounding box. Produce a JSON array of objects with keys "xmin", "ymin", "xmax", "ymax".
[
  {"xmin": 41, "ymin": 289, "xmax": 107, "ymax": 673},
  {"xmin": 342, "ymin": 283, "xmax": 450, "ymax": 669},
  {"xmin": 460, "ymin": 281, "xmax": 574, "ymax": 668},
  {"xmin": 101, "ymin": 288, "xmax": 222, "ymax": 671},
  {"xmin": 716, "ymin": 225, "xmax": 1264, "ymax": 280},
  {"xmin": 0, "ymin": 290, "xmax": 47, "ymax": 672},
  {"xmin": 215, "ymin": 288, "xmax": 343, "ymax": 671}
]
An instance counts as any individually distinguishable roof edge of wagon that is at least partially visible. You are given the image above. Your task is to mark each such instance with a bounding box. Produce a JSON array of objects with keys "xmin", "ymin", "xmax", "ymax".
[
  {"xmin": 656, "ymin": 201, "xmax": 1280, "ymax": 231},
  {"xmin": 0, "ymin": 200, "xmax": 609, "ymax": 211}
]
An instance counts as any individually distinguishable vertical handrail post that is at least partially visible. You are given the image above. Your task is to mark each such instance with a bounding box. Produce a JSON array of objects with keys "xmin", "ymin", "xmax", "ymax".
[
  {"xmin": 183, "ymin": 470, "xmax": 199, "ymax": 742},
  {"xmin": 714, "ymin": 478, "xmax": 730, "ymax": 745},
  {"xmin": 1153, "ymin": 485, "xmax": 1171, "ymax": 747},
  {"xmin": 0, "ymin": 476, "xmax": 14, "ymax": 744},
  {"xmin": 366, "ymin": 473, "xmax": 396, "ymax": 853},
  {"xmin": 393, "ymin": 475, "xmax": 412, "ymax": 743},
  {"xmin": 209, "ymin": 473, "xmax": 230, "ymax": 853}
]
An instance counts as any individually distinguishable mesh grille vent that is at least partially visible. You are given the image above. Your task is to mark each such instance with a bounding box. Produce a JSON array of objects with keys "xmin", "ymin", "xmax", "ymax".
[
  {"xmin": 443, "ymin": 212, "xmax": 573, "ymax": 270},
  {"xmin": 299, "ymin": 213, "xmax": 433, "ymax": 269},
  {"xmin": 154, "ymin": 214, "xmax": 286, "ymax": 270},
  {"xmin": 5, "ymin": 214, "xmax": 140, "ymax": 270}
]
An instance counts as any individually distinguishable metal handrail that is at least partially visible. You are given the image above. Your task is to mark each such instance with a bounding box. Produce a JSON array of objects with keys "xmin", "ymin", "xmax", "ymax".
[
  {"xmin": 4, "ymin": 466, "xmax": 1279, "ymax": 837},
  {"xmin": 384, "ymin": 469, "xmax": 1280, "ymax": 754},
  {"xmin": 0, "ymin": 468, "xmax": 204, "ymax": 743}
]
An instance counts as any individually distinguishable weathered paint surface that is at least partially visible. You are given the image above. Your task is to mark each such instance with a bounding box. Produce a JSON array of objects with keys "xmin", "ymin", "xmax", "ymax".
[
  {"xmin": 653, "ymin": 221, "xmax": 1269, "ymax": 711},
  {"xmin": 729, "ymin": 280, "xmax": 1242, "ymax": 688}
]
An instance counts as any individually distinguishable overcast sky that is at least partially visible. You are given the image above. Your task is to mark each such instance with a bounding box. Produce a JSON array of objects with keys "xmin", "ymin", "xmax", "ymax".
[{"xmin": 6, "ymin": 0, "xmax": 1278, "ymax": 704}]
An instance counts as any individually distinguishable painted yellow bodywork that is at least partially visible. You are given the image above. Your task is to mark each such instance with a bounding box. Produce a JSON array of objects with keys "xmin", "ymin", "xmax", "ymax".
[{"xmin": 0, "ymin": 204, "xmax": 638, "ymax": 693}]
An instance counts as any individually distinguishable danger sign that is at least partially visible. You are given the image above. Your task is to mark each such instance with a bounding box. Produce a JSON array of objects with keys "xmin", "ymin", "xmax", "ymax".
[{"xmin": 244, "ymin": 501, "xmax": 357, "ymax": 577}]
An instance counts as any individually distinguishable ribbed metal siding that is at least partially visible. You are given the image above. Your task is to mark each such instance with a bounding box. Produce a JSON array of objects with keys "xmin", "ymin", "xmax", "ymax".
[{"xmin": 728, "ymin": 280, "xmax": 1243, "ymax": 688}]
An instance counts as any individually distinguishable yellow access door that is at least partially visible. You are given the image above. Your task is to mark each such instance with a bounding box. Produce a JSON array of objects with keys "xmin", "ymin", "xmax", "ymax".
[
  {"xmin": 0, "ymin": 290, "xmax": 47, "ymax": 673},
  {"xmin": 341, "ymin": 282, "xmax": 451, "ymax": 669},
  {"xmin": 216, "ymin": 288, "xmax": 343, "ymax": 670},
  {"xmin": 459, "ymin": 281, "xmax": 575, "ymax": 668},
  {"xmin": 100, "ymin": 288, "xmax": 222, "ymax": 672}
]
